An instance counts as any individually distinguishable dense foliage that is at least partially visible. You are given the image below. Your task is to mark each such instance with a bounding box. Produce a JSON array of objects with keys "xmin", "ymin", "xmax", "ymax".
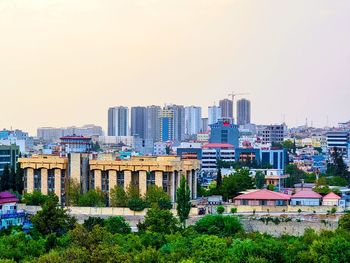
[{"xmin": 2, "ymin": 211, "xmax": 350, "ymax": 262}]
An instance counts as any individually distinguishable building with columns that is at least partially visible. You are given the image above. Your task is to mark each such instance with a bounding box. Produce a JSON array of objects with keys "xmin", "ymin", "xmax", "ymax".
[{"xmin": 19, "ymin": 155, "xmax": 200, "ymax": 205}]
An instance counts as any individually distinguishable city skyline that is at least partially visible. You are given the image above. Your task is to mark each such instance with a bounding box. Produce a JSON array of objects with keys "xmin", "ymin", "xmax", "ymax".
[{"xmin": 0, "ymin": 1, "xmax": 349, "ymax": 134}]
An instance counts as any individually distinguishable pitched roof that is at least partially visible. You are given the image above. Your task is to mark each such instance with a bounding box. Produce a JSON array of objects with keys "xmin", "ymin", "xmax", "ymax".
[
  {"xmin": 323, "ymin": 192, "xmax": 341, "ymax": 200},
  {"xmin": 0, "ymin": 191, "xmax": 19, "ymax": 204},
  {"xmin": 233, "ymin": 189, "xmax": 291, "ymax": 201},
  {"xmin": 291, "ymin": 189, "xmax": 322, "ymax": 199}
]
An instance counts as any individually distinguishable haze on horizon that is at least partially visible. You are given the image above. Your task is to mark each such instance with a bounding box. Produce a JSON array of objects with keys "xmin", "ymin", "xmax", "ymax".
[{"xmin": 0, "ymin": 0, "xmax": 349, "ymax": 135}]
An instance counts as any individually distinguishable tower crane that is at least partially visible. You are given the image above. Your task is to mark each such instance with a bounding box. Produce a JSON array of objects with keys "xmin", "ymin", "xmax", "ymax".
[{"xmin": 228, "ymin": 91, "xmax": 249, "ymax": 122}]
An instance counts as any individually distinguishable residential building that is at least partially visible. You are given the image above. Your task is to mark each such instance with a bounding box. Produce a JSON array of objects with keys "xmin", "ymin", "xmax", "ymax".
[
  {"xmin": 259, "ymin": 124, "xmax": 286, "ymax": 144},
  {"xmin": 185, "ymin": 106, "xmax": 202, "ymax": 136},
  {"xmin": 108, "ymin": 106, "xmax": 129, "ymax": 136},
  {"xmin": 153, "ymin": 142, "xmax": 168, "ymax": 156},
  {"xmin": 322, "ymin": 192, "xmax": 341, "ymax": 206},
  {"xmin": 131, "ymin": 106, "xmax": 147, "ymax": 139},
  {"xmin": 171, "ymin": 105, "xmax": 186, "ymax": 142},
  {"xmin": 219, "ymin": 99, "xmax": 233, "ymax": 121},
  {"xmin": 0, "ymin": 192, "xmax": 26, "ymax": 230},
  {"xmin": 160, "ymin": 108, "xmax": 174, "ymax": 142},
  {"xmin": 290, "ymin": 189, "xmax": 322, "ymax": 206},
  {"xmin": 237, "ymin": 99, "xmax": 251, "ymax": 126},
  {"xmin": 209, "ymin": 119, "xmax": 239, "ymax": 148},
  {"xmin": 37, "ymin": 127, "xmax": 63, "ymax": 142},
  {"xmin": 37, "ymin": 125, "xmax": 103, "ymax": 142},
  {"xmin": 196, "ymin": 133, "xmax": 209, "ymax": 143},
  {"xmin": 60, "ymin": 135, "xmax": 92, "ymax": 154},
  {"xmin": 326, "ymin": 131, "xmax": 349, "ymax": 157},
  {"xmin": 201, "ymin": 117, "xmax": 208, "ymax": 133},
  {"xmin": 145, "ymin": 105, "xmax": 161, "ymax": 142},
  {"xmin": 0, "ymin": 145, "xmax": 19, "ymax": 175},
  {"xmin": 19, "ymin": 155, "xmax": 200, "ymax": 204},
  {"xmin": 233, "ymin": 189, "xmax": 290, "ymax": 206},
  {"xmin": 208, "ymin": 106, "xmax": 222, "ymax": 126}
]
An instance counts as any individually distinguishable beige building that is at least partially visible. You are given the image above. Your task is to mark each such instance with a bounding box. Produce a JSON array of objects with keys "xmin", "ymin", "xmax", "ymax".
[{"xmin": 19, "ymin": 155, "xmax": 200, "ymax": 205}]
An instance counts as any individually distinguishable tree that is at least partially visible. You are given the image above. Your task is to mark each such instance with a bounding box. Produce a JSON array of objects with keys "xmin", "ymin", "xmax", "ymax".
[
  {"xmin": 145, "ymin": 185, "xmax": 171, "ymax": 209},
  {"xmin": 83, "ymin": 217, "xmax": 105, "ymax": 231},
  {"xmin": 138, "ymin": 207, "xmax": 179, "ymax": 234},
  {"xmin": 216, "ymin": 166, "xmax": 222, "ymax": 191},
  {"xmin": 255, "ymin": 171, "xmax": 265, "ymax": 189},
  {"xmin": 65, "ymin": 178, "xmax": 81, "ymax": 206},
  {"xmin": 176, "ymin": 176, "xmax": 191, "ymax": 227},
  {"xmin": 194, "ymin": 215, "xmax": 243, "ymax": 237},
  {"xmin": 267, "ymin": 184, "xmax": 275, "ymax": 191},
  {"xmin": 285, "ymin": 164, "xmax": 307, "ymax": 188},
  {"xmin": 31, "ymin": 193, "xmax": 76, "ymax": 236},
  {"xmin": 221, "ymin": 169, "xmax": 254, "ymax": 201},
  {"xmin": 78, "ymin": 189, "xmax": 106, "ymax": 207},
  {"xmin": 216, "ymin": 205, "xmax": 225, "ymax": 214},
  {"xmin": 327, "ymin": 147, "xmax": 349, "ymax": 182},
  {"xmin": 22, "ymin": 191, "xmax": 50, "ymax": 205},
  {"xmin": 282, "ymin": 140, "xmax": 295, "ymax": 153},
  {"xmin": 110, "ymin": 186, "xmax": 128, "ymax": 207},
  {"xmin": 105, "ymin": 216, "xmax": 131, "ymax": 234},
  {"xmin": 338, "ymin": 213, "xmax": 350, "ymax": 231},
  {"xmin": 14, "ymin": 163, "xmax": 24, "ymax": 193}
]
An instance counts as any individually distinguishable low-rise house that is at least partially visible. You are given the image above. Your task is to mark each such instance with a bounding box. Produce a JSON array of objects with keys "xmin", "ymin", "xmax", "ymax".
[
  {"xmin": 0, "ymin": 192, "xmax": 26, "ymax": 229},
  {"xmin": 290, "ymin": 189, "xmax": 322, "ymax": 206},
  {"xmin": 233, "ymin": 189, "xmax": 291, "ymax": 206},
  {"xmin": 322, "ymin": 192, "xmax": 341, "ymax": 206}
]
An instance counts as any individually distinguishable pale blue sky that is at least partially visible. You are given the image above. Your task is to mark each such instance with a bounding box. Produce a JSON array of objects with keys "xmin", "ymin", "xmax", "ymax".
[{"xmin": 0, "ymin": 0, "xmax": 349, "ymax": 134}]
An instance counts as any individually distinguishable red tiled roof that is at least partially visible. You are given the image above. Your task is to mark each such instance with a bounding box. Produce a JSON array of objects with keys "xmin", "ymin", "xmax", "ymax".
[
  {"xmin": 323, "ymin": 192, "xmax": 341, "ymax": 200},
  {"xmin": 291, "ymin": 189, "xmax": 322, "ymax": 199},
  {"xmin": 202, "ymin": 143, "xmax": 234, "ymax": 149},
  {"xmin": 0, "ymin": 191, "xmax": 18, "ymax": 204},
  {"xmin": 233, "ymin": 189, "xmax": 291, "ymax": 201}
]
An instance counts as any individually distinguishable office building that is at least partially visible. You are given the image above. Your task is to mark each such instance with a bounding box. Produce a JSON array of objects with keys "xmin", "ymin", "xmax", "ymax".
[
  {"xmin": 208, "ymin": 106, "xmax": 222, "ymax": 126},
  {"xmin": 131, "ymin": 106, "xmax": 147, "ymax": 139},
  {"xmin": 108, "ymin": 106, "xmax": 129, "ymax": 136},
  {"xmin": 237, "ymin": 99, "xmax": 251, "ymax": 126},
  {"xmin": 19, "ymin": 155, "xmax": 200, "ymax": 204},
  {"xmin": 60, "ymin": 135, "xmax": 92, "ymax": 154},
  {"xmin": 172, "ymin": 105, "xmax": 185, "ymax": 142},
  {"xmin": 201, "ymin": 143, "xmax": 235, "ymax": 172},
  {"xmin": 259, "ymin": 125, "xmax": 286, "ymax": 144},
  {"xmin": 145, "ymin": 105, "xmax": 161, "ymax": 142},
  {"xmin": 219, "ymin": 99, "xmax": 233, "ymax": 120},
  {"xmin": 185, "ymin": 106, "xmax": 202, "ymax": 136},
  {"xmin": 0, "ymin": 145, "xmax": 19, "ymax": 175},
  {"xmin": 209, "ymin": 119, "xmax": 239, "ymax": 148}
]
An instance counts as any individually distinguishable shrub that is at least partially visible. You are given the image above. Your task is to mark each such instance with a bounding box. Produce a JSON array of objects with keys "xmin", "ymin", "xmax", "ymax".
[
  {"xmin": 128, "ymin": 198, "xmax": 147, "ymax": 211},
  {"xmin": 216, "ymin": 205, "xmax": 225, "ymax": 215},
  {"xmin": 83, "ymin": 217, "xmax": 105, "ymax": 231},
  {"xmin": 331, "ymin": 207, "xmax": 337, "ymax": 214},
  {"xmin": 231, "ymin": 207, "xmax": 237, "ymax": 214},
  {"xmin": 194, "ymin": 215, "xmax": 243, "ymax": 237}
]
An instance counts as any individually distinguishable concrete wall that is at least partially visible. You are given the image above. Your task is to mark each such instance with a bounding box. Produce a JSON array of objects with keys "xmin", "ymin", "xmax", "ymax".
[{"xmin": 223, "ymin": 204, "xmax": 344, "ymax": 213}]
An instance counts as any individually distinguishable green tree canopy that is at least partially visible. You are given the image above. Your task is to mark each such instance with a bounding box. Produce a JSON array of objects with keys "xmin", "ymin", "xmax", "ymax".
[
  {"xmin": 221, "ymin": 168, "xmax": 254, "ymax": 201},
  {"xmin": 110, "ymin": 186, "xmax": 128, "ymax": 207},
  {"xmin": 176, "ymin": 176, "xmax": 192, "ymax": 227}
]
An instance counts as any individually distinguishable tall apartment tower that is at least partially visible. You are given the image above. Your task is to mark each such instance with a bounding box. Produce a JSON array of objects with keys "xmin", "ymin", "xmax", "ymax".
[
  {"xmin": 131, "ymin": 106, "xmax": 147, "ymax": 139},
  {"xmin": 208, "ymin": 106, "xmax": 222, "ymax": 126},
  {"xmin": 159, "ymin": 108, "xmax": 174, "ymax": 142},
  {"xmin": 237, "ymin": 99, "xmax": 251, "ymax": 126},
  {"xmin": 145, "ymin": 105, "xmax": 161, "ymax": 142},
  {"xmin": 107, "ymin": 106, "xmax": 129, "ymax": 136},
  {"xmin": 219, "ymin": 99, "xmax": 233, "ymax": 121},
  {"xmin": 201, "ymin": 118, "xmax": 209, "ymax": 133},
  {"xmin": 185, "ymin": 106, "xmax": 202, "ymax": 136}
]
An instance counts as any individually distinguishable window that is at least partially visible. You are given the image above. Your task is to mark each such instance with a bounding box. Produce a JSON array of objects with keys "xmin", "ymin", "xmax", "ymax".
[
  {"xmin": 147, "ymin": 171, "xmax": 155, "ymax": 189},
  {"xmin": 101, "ymin": 171, "xmax": 109, "ymax": 192},
  {"xmin": 117, "ymin": 172, "xmax": 124, "ymax": 188},
  {"xmin": 34, "ymin": 169, "xmax": 41, "ymax": 191},
  {"xmin": 48, "ymin": 169, "xmax": 55, "ymax": 193},
  {"xmin": 162, "ymin": 172, "xmax": 168, "ymax": 193}
]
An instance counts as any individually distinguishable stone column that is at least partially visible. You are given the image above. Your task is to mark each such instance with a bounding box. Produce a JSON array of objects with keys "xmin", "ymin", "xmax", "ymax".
[
  {"xmin": 193, "ymin": 170, "xmax": 198, "ymax": 199},
  {"xmin": 26, "ymin": 168, "xmax": 34, "ymax": 193},
  {"xmin": 170, "ymin": 172, "xmax": 175, "ymax": 203},
  {"xmin": 109, "ymin": 170, "xmax": 117, "ymax": 193},
  {"xmin": 124, "ymin": 171, "xmax": 132, "ymax": 191},
  {"xmin": 94, "ymin": 170, "xmax": 102, "ymax": 190},
  {"xmin": 139, "ymin": 171, "xmax": 147, "ymax": 196},
  {"xmin": 188, "ymin": 170, "xmax": 193, "ymax": 200},
  {"xmin": 41, "ymin": 168, "xmax": 48, "ymax": 195},
  {"xmin": 54, "ymin": 169, "xmax": 62, "ymax": 204},
  {"xmin": 155, "ymin": 171, "xmax": 163, "ymax": 188}
]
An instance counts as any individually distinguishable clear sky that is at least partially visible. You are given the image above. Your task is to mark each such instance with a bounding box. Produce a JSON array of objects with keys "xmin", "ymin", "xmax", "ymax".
[{"xmin": 0, "ymin": 0, "xmax": 349, "ymax": 135}]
